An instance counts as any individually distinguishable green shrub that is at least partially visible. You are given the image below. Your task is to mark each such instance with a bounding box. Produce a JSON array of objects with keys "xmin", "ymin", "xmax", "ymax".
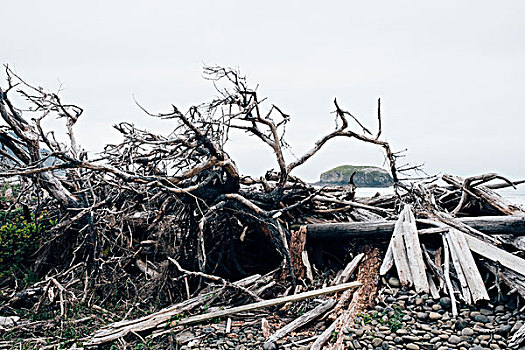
[{"xmin": 0, "ymin": 208, "xmax": 56, "ymax": 280}]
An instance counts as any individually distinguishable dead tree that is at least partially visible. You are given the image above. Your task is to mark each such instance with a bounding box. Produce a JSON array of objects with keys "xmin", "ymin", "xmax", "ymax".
[{"xmin": 0, "ymin": 65, "xmax": 408, "ymax": 305}]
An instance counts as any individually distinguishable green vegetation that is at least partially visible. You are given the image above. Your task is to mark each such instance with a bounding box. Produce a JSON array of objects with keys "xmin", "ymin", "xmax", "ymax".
[
  {"xmin": 358, "ymin": 304, "xmax": 406, "ymax": 332},
  {"xmin": 0, "ymin": 183, "xmax": 56, "ymax": 283}
]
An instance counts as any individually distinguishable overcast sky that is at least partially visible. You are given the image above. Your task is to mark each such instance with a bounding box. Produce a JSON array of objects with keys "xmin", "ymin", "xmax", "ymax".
[{"xmin": 2, "ymin": 1, "xmax": 524, "ymax": 182}]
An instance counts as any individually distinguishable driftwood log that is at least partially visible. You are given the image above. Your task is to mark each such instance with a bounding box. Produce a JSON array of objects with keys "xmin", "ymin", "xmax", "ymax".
[{"xmin": 307, "ymin": 215, "xmax": 525, "ymax": 240}]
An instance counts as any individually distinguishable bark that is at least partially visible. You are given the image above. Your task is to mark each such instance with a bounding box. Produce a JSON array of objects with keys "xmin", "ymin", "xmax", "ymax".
[{"xmin": 307, "ymin": 215, "xmax": 525, "ymax": 240}]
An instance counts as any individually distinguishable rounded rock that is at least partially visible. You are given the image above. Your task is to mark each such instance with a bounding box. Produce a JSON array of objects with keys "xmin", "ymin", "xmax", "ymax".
[
  {"xmin": 461, "ymin": 327, "xmax": 474, "ymax": 337},
  {"xmin": 448, "ymin": 335, "xmax": 462, "ymax": 344},
  {"xmin": 495, "ymin": 324, "xmax": 511, "ymax": 335},
  {"xmin": 439, "ymin": 297, "xmax": 452, "ymax": 310},
  {"xmin": 455, "ymin": 319, "xmax": 470, "ymax": 331},
  {"xmin": 473, "ymin": 314, "xmax": 489, "ymax": 323},
  {"xmin": 429, "ymin": 312, "xmax": 443, "ymax": 321},
  {"xmin": 388, "ymin": 276, "xmax": 401, "ymax": 288},
  {"xmin": 263, "ymin": 342, "xmax": 277, "ymax": 350},
  {"xmin": 372, "ymin": 338, "xmax": 383, "ymax": 347},
  {"xmin": 417, "ymin": 312, "xmax": 429, "ymax": 320}
]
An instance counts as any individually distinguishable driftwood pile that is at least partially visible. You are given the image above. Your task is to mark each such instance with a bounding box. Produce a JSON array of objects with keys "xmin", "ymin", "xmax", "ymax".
[{"xmin": 0, "ymin": 65, "xmax": 524, "ymax": 348}]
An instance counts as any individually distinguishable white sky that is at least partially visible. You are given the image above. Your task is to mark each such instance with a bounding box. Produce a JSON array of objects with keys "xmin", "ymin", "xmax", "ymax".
[{"xmin": 2, "ymin": 1, "xmax": 524, "ymax": 182}]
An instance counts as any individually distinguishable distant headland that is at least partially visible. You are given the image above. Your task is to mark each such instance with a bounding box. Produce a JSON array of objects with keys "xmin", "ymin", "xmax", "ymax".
[{"xmin": 315, "ymin": 165, "xmax": 394, "ymax": 187}]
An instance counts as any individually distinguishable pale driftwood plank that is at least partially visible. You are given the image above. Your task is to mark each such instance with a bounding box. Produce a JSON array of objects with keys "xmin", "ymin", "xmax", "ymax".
[
  {"xmin": 87, "ymin": 273, "xmax": 266, "ymax": 345},
  {"xmin": 173, "ymin": 282, "xmax": 361, "ymax": 327},
  {"xmin": 442, "ymin": 235, "xmax": 458, "ymax": 317},
  {"xmin": 266, "ymin": 299, "xmax": 336, "ymax": 343},
  {"xmin": 449, "ymin": 229, "xmax": 489, "ymax": 302},
  {"xmin": 379, "ymin": 240, "xmax": 394, "ymax": 275},
  {"xmin": 427, "ymin": 272, "xmax": 440, "ymax": 299},
  {"xmin": 464, "ymin": 234, "xmax": 525, "ymax": 276},
  {"xmin": 509, "ymin": 323, "xmax": 525, "ymax": 348},
  {"xmin": 391, "ymin": 218, "xmax": 413, "ymax": 287},
  {"xmin": 310, "ymin": 319, "xmax": 336, "ymax": 350},
  {"xmin": 445, "ymin": 231, "xmax": 472, "ymax": 304},
  {"xmin": 332, "ymin": 253, "xmax": 364, "ymax": 286},
  {"xmin": 401, "ymin": 205, "xmax": 429, "ymax": 293}
]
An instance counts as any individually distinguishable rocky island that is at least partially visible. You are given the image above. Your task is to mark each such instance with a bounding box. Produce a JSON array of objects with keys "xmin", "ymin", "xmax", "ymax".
[{"xmin": 317, "ymin": 164, "xmax": 394, "ymax": 187}]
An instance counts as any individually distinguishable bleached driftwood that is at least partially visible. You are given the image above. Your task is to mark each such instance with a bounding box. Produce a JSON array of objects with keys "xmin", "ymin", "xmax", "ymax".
[
  {"xmin": 444, "ymin": 231, "xmax": 472, "ymax": 304},
  {"xmin": 170, "ymin": 282, "xmax": 361, "ymax": 327},
  {"xmin": 442, "ymin": 235, "xmax": 458, "ymax": 317},
  {"xmin": 331, "ymin": 253, "xmax": 364, "ymax": 286},
  {"xmin": 442, "ymin": 174, "xmax": 524, "ymax": 216},
  {"xmin": 447, "ymin": 229, "xmax": 489, "ymax": 303},
  {"xmin": 266, "ymin": 299, "xmax": 336, "ymax": 343},
  {"xmin": 464, "ymin": 234, "xmax": 525, "ymax": 276},
  {"xmin": 310, "ymin": 319, "xmax": 337, "ymax": 350},
  {"xmin": 509, "ymin": 323, "xmax": 525, "ymax": 348},
  {"xmin": 86, "ymin": 293, "xmax": 211, "ymax": 345},
  {"xmin": 380, "ymin": 205, "xmax": 429, "ymax": 293},
  {"xmin": 301, "ymin": 251, "xmax": 314, "ymax": 284},
  {"xmin": 86, "ymin": 273, "xmax": 265, "ymax": 346},
  {"xmin": 427, "ymin": 272, "xmax": 440, "ymax": 299},
  {"xmin": 390, "ymin": 214, "xmax": 413, "ymax": 286}
]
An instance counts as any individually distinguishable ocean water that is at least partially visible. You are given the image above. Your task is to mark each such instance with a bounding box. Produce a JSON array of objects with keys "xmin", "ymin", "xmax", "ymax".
[
  {"xmin": 354, "ymin": 186, "xmax": 525, "ymax": 208},
  {"xmin": 494, "ymin": 186, "xmax": 525, "ymax": 207}
]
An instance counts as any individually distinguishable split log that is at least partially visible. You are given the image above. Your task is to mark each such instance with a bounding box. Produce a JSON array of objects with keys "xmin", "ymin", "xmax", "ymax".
[
  {"xmin": 447, "ymin": 229, "xmax": 489, "ymax": 303},
  {"xmin": 401, "ymin": 206, "xmax": 429, "ymax": 293},
  {"xmin": 444, "ymin": 231, "xmax": 472, "ymax": 303},
  {"xmin": 380, "ymin": 205, "xmax": 429, "ymax": 293},
  {"xmin": 301, "ymin": 251, "xmax": 315, "ymax": 283},
  {"xmin": 307, "ymin": 215, "xmax": 525, "ymax": 240},
  {"xmin": 390, "ymin": 215, "xmax": 413, "ymax": 286},
  {"xmin": 328, "ymin": 246, "xmax": 381, "ymax": 349}
]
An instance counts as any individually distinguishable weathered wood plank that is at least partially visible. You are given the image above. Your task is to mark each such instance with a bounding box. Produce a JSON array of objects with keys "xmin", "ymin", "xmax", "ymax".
[
  {"xmin": 266, "ymin": 299, "xmax": 336, "ymax": 343},
  {"xmin": 448, "ymin": 229, "xmax": 489, "ymax": 303},
  {"xmin": 464, "ymin": 234, "xmax": 525, "ymax": 276},
  {"xmin": 442, "ymin": 235, "xmax": 458, "ymax": 317},
  {"xmin": 401, "ymin": 205, "xmax": 429, "ymax": 293},
  {"xmin": 391, "ymin": 217, "xmax": 413, "ymax": 287},
  {"xmin": 445, "ymin": 231, "xmax": 472, "ymax": 304},
  {"xmin": 331, "ymin": 253, "xmax": 364, "ymax": 286},
  {"xmin": 379, "ymin": 240, "xmax": 394, "ymax": 275},
  {"xmin": 172, "ymin": 282, "xmax": 361, "ymax": 327},
  {"xmin": 509, "ymin": 324, "xmax": 525, "ymax": 348}
]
